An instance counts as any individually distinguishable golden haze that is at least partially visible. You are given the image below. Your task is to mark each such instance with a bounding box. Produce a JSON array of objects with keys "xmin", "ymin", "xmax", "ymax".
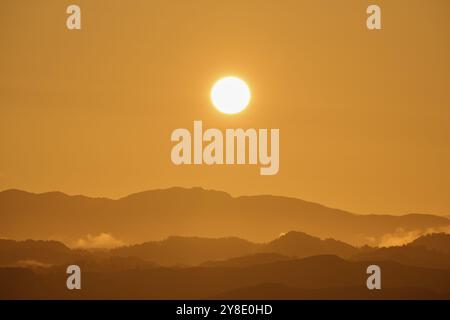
[{"xmin": 0, "ymin": 0, "xmax": 449, "ymax": 214}]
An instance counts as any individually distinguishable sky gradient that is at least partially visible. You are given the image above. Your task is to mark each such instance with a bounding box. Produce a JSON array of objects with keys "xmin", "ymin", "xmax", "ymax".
[{"xmin": 1, "ymin": 0, "xmax": 449, "ymax": 214}]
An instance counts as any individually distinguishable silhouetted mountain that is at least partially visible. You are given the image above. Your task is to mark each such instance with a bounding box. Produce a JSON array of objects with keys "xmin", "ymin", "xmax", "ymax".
[
  {"xmin": 1, "ymin": 188, "xmax": 449, "ymax": 246},
  {"xmin": 4, "ymin": 232, "xmax": 450, "ymax": 270},
  {"xmin": 112, "ymin": 236, "xmax": 258, "ymax": 266},
  {"xmin": 408, "ymin": 233, "xmax": 450, "ymax": 254},
  {"xmin": 263, "ymin": 231, "xmax": 357, "ymax": 258},
  {"xmin": 0, "ymin": 232, "xmax": 359, "ymax": 268},
  {"xmin": 112, "ymin": 232, "xmax": 358, "ymax": 266},
  {"xmin": 351, "ymin": 245, "xmax": 450, "ymax": 269},
  {"xmin": 1, "ymin": 255, "xmax": 449, "ymax": 299},
  {"xmin": 0, "ymin": 239, "xmax": 85, "ymax": 266},
  {"xmin": 200, "ymin": 253, "xmax": 292, "ymax": 268},
  {"xmin": 46, "ymin": 256, "xmax": 158, "ymax": 273}
]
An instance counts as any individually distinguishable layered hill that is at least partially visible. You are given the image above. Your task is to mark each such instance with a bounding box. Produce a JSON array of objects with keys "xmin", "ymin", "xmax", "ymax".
[
  {"xmin": 1, "ymin": 233, "xmax": 450, "ymax": 299},
  {"xmin": 1, "ymin": 188, "xmax": 449, "ymax": 246},
  {"xmin": 0, "ymin": 239, "xmax": 83, "ymax": 266},
  {"xmin": 352, "ymin": 233, "xmax": 450, "ymax": 269},
  {"xmin": 2, "ymin": 255, "xmax": 449, "ymax": 299},
  {"xmin": 408, "ymin": 233, "xmax": 450, "ymax": 254},
  {"xmin": 111, "ymin": 231, "xmax": 359, "ymax": 265},
  {"xmin": 2, "ymin": 232, "xmax": 450, "ymax": 269}
]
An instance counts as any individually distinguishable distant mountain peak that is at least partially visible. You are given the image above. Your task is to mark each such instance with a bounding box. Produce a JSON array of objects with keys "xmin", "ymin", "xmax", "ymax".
[
  {"xmin": 277, "ymin": 231, "xmax": 319, "ymax": 241},
  {"xmin": 1, "ymin": 187, "xmax": 449, "ymax": 246},
  {"xmin": 408, "ymin": 233, "xmax": 450, "ymax": 254}
]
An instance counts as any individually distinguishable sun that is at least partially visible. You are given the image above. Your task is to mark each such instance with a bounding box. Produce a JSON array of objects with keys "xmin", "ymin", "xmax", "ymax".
[{"xmin": 210, "ymin": 76, "xmax": 251, "ymax": 114}]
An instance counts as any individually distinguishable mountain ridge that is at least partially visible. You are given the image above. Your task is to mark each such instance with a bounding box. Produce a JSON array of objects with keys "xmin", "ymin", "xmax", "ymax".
[
  {"xmin": 2, "ymin": 255, "xmax": 450, "ymax": 299},
  {"xmin": 2, "ymin": 232, "xmax": 450, "ymax": 270},
  {"xmin": 1, "ymin": 187, "xmax": 449, "ymax": 246}
]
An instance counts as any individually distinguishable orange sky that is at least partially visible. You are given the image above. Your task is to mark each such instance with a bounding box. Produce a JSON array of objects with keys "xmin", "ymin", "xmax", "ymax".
[{"xmin": 1, "ymin": 0, "xmax": 449, "ymax": 214}]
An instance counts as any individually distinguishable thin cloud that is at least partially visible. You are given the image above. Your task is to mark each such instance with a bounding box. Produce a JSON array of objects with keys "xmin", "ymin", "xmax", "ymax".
[
  {"xmin": 75, "ymin": 233, "xmax": 124, "ymax": 249},
  {"xmin": 378, "ymin": 226, "xmax": 450, "ymax": 247}
]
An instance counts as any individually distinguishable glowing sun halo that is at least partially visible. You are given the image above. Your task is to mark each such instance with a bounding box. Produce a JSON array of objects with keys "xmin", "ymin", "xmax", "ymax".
[{"xmin": 211, "ymin": 77, "xmax": 251, "ymax": 114}]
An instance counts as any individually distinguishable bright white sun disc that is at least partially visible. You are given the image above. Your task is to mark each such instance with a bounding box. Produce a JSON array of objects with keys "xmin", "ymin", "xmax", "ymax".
[{"xmin": 211, "ymin": 77, "xmax": 251, "ymax": 114}]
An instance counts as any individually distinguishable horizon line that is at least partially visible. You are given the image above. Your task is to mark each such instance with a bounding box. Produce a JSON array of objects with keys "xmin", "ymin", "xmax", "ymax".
[{"xmin": 1, "ymin": 186, "xmax": 448, "ymax": 217}]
